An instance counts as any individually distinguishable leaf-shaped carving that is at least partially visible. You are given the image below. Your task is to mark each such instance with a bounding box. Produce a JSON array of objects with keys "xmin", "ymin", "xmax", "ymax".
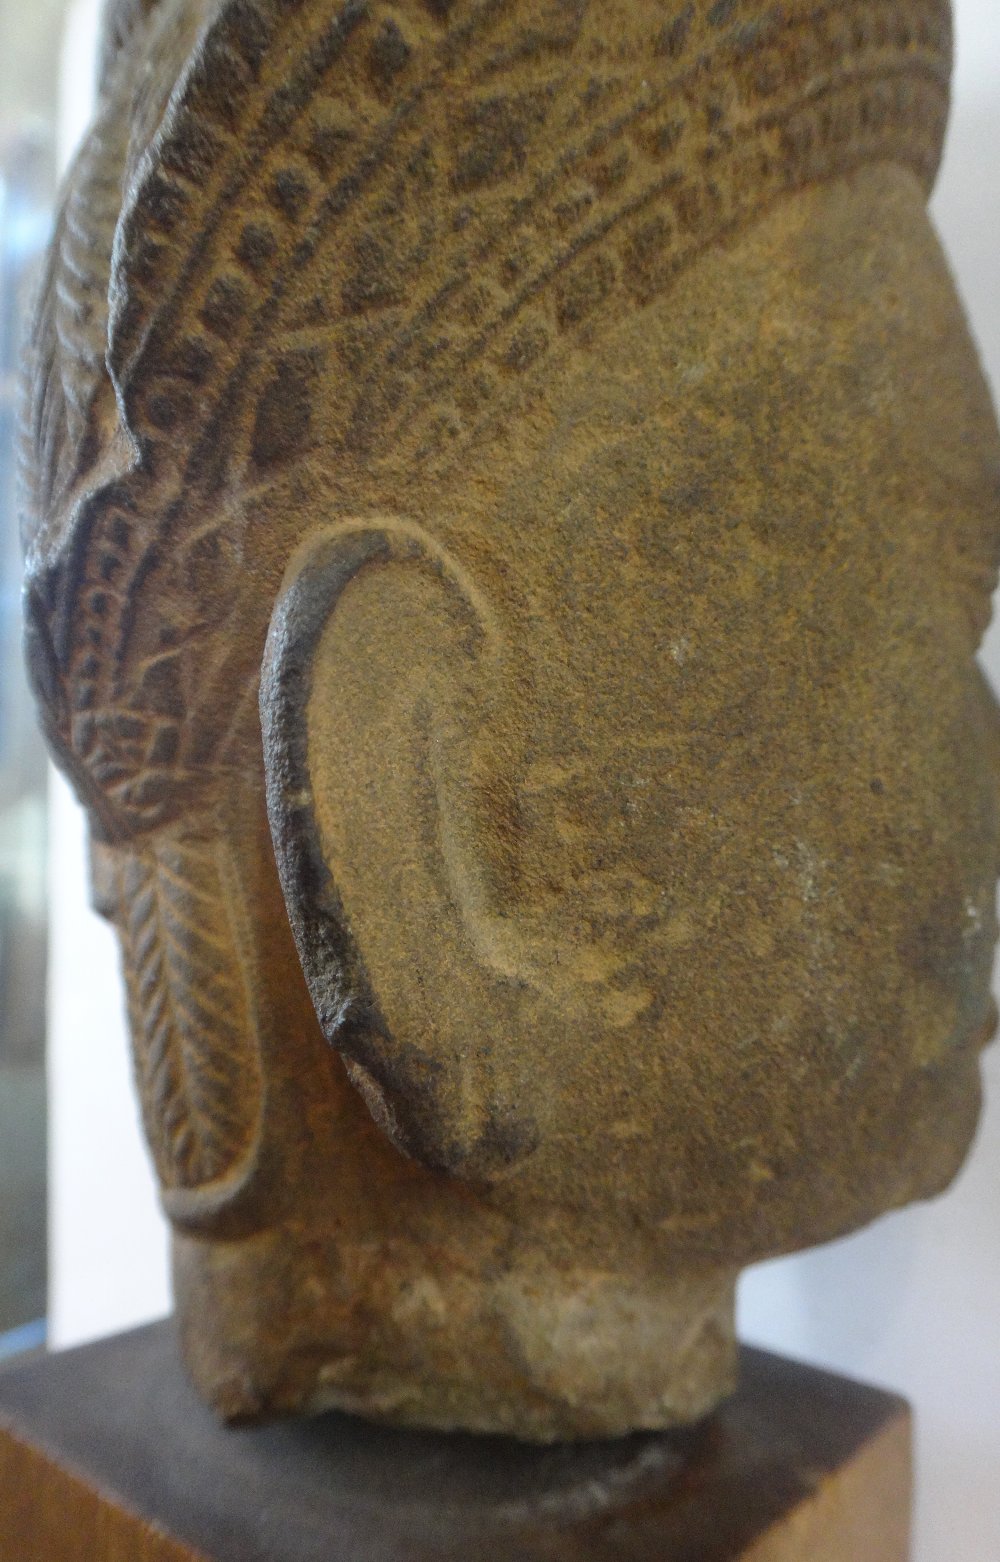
[{"xmin": 118, "ymin": 830, "xmax": 263, "ymax": 1191}]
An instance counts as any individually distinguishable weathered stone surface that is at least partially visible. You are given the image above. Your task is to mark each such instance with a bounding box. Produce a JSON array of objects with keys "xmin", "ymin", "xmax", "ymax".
[{"xmin": 20, "ymin": 0, "xmax": 1000, "ymax": 1438}]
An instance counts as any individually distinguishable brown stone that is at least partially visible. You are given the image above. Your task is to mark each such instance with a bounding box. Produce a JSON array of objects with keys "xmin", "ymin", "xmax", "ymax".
[{"xmin": 19, "ymin": 0, "xmax": 1000, "ymax": 1437}]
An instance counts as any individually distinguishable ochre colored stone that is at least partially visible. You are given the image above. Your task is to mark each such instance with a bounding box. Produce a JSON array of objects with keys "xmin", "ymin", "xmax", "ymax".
[{"xmin": 20, "ymin": 0, "xmax": 1000, "ymax": 1438}]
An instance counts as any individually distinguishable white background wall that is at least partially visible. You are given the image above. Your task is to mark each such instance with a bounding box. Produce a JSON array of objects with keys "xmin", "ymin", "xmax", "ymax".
[{"xmin": 47, "ymin": 5, "xmax": 1000, "ymax": 1559}]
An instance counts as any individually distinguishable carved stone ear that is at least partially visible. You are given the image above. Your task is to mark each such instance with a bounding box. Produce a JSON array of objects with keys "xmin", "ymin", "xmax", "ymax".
[{"xmin": 260, "ymin": 522, "xmax": 539, "ymax": 1183}]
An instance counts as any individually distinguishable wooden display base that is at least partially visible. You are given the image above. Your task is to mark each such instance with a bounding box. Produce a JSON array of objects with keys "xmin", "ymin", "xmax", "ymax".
[{"xmin": 0, "ymin": 1321, "xmax": 911, "ymax": 1561}]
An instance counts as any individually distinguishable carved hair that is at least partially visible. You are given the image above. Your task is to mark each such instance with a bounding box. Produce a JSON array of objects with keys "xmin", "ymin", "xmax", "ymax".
[
  {"xmin": 99, "ymin": 0, "xmax": 164, "ymax": 89},
  {"xmin": 23, "ymin": 0, "xmax": 951, "ymax": 837}
]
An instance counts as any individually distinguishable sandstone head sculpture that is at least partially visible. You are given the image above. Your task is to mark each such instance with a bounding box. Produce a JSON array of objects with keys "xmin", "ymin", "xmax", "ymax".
[{"xmin": 20, "ymin": 0, "xmax": 1000, "ymax": 1437}]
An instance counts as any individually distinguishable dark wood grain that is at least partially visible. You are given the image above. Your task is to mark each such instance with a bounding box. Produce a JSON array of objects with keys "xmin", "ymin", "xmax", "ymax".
[{"xmin": 0, "ymin": 1322, "xmax": 911, "ymax": 1561}]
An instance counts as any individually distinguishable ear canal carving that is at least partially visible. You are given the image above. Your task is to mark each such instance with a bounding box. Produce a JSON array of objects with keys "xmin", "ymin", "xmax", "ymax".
[{"xmin": 260, "ymin": 521, "xmax": 541, "ymax": 1183}]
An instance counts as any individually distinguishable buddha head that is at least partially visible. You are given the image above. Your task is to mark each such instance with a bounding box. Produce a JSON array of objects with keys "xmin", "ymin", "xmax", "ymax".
[{"xmin": 21, "ymin": 0, "xmax": 1000, "ymax": 1437}]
